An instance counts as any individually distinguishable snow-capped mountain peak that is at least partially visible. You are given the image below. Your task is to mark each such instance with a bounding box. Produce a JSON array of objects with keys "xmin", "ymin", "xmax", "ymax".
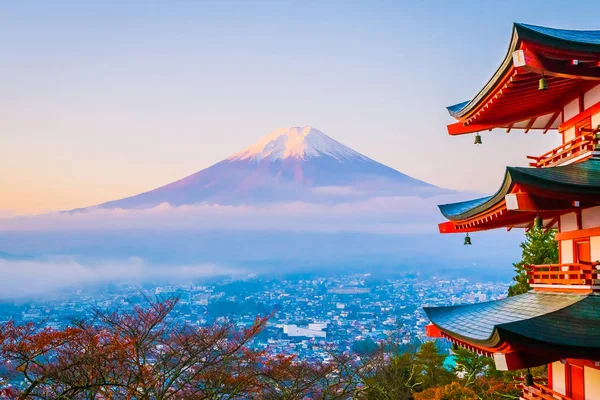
[
  {"xmin": 82, "ymin": 125, "xmax": 441, "ymax": 211},
  {"xmin": 228, "ymin": 126, "xmax": 368, "ymax": 162}
]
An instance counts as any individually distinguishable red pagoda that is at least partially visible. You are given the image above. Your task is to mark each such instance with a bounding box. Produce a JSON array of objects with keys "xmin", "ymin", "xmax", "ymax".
[{"xmin": 424, "ymin": 23, "xmax": 600, "ymax": 400}]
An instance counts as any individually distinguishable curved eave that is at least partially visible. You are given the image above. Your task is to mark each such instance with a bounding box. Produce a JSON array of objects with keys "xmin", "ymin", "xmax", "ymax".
[
  {"xmin": 425, "ymin": 293, "xmax": 600, "ymax": 363},
  {"xmin": 438, "ymin": 159, "xmax": 600, "ymax": 224},
  {"xmin": 424, "ymin": 292, "xmax": 590, "ymax": 350},
  {"xmin": 447, "ymin": 24, "xmax": 520, "ymax": 119},
  {"xmin": 424, "ymin": 320, "xmax": 502, "ymax": 350},
  {"xmin": 446, "ymin": 100, "xmax": 471, "ymax": 115},
  {"xmin": 448, "ymin": 23, "xmax": 600, "ymax": 123},
  {"xmin": 438, "ymin": 170, "xmax": 514, "ymax": 221},
  {"xmin": 438, "ymin": 196, "xmax": 493, "ymax": 220}
]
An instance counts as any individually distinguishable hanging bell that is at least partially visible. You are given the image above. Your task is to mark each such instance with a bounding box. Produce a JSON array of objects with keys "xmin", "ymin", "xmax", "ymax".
[
  {"xmin": 464, "ymin": 233, "xmax": 472, "ymax": 246},
  {"xmin": 538, "ymin": 76, "xmax": 548, "ymax": 91},
  {"xmin": 474, "ymin": 133, "xmax": 482, "ymax": 145},
  {"xmin": 534, "ymin": 214, "xmax": 543, "ymax": 230},
  {"xmin": 524, "ymin": 370, "xmax": 534, "ymax": 387}
]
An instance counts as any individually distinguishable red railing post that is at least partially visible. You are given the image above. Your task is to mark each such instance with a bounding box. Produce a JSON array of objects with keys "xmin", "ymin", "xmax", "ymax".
[
  {"xmin": 526, "ymin": 262, "xmax": 600, "ymax": 288},
  {"xmin": 521, "ymin": 382, "xmax": 573, "ymax": 399},
  {"xmin": 526, "ymin": 129, "xmax": 599, "ymax": 168}
]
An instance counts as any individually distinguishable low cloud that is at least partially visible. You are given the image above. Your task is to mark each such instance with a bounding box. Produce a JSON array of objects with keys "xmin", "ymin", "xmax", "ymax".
[
  {"xmin": 311, "ymin": 186, "xmax": 358, "ymax": 196},
  {"xmin": 0, "ymin": 257, "xmax": 240, "ymax": 299},
  {"xmin": 0, "ymin": 193, "xmax": 465, "ymax": 235}
]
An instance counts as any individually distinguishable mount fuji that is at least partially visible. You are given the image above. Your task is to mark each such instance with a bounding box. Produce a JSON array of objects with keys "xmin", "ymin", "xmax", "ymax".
[
  {"xmin": 9, "ymin": 126, "xmax": 520, "ymax": 279},
  {"xmin": 88, "ymin": 126, "xmax": 444, "ymax": 210}
]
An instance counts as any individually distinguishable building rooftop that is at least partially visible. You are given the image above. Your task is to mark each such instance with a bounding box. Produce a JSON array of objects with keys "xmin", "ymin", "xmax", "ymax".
[
  {"xmin": 446, "ymin": 23, "xmax": 600, "ymax": 135},
  {"xmin": 438, "ymin": 158, "xmax": 600, "ymax": 233},
  {"xmin": 425, "ymin": 291, "xmax": 600, "ymax": 358}
]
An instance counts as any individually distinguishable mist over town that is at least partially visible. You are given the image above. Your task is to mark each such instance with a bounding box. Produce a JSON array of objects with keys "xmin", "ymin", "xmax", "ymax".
[{"xmin": 2, "ymin": 2, "xmax": 600, "ymax": 399}]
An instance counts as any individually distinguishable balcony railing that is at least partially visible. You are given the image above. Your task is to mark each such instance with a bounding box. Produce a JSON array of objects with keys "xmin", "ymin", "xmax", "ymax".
[
  {"xmin": 527, "ymin": 130, "xmax": 599, "ymax": 168},
  {"xmin": 521, "ymin": 383, "xmax": 572, "ymax": 400},
  {"xmin": 514, "ymin": 376, "xmax": 547, "ymax": 390},
  {"xmin": 527, "ymin": 262, "xmax": 600, "ymax": 288}
]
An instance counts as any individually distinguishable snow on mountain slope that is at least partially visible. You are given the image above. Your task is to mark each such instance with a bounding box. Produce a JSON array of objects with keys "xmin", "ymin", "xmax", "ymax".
[
  {"xmin": 229, "ymin": 126, "xmax": 369, "ymax": 162},
  {"xmin": 85, "ymin": 126, "xmax": 444, "ymax": 210}
]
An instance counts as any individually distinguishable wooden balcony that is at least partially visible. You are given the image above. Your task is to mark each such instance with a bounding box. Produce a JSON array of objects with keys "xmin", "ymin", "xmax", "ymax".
[
  {"xmin": 514, "ymin": 376, "xmax": 547, "ymax": 389},
  {"xmin": 527, "ymin": 129, "xmax": 599, "ymax": 168},
  {"xmin": 521, "ymin": 383, "xmax": 572, "ymax": 400},
  {"xmin": 527, "ymin": 262, "xmax": 600, "ymax": 290}
]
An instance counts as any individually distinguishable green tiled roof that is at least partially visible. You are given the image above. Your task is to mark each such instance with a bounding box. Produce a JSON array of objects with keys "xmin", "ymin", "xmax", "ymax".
[
  {"xmin": 517, "ymin": 23, "xmax": 600, "ymax": 54},
  {"xmin": 508, "ymin": 158, "xmax": 600, "ymax": 194},
  {"xmin": 438, "ymin": 196, "xmax": 492, "ymax": 220},
  {"xmin": 438, "ymin": 159, "xmax": 600, "ymax": 221},
  {"xmin": 424, "ymin": 292, "xmax": 600, "ymax": 349},
  {"xmin": 499, "ymin": 294, "xmax": 600, "ymax": 348},
  {"xmin": 448, "ymin": 23, "xmax": 600, "ymax": 118}
]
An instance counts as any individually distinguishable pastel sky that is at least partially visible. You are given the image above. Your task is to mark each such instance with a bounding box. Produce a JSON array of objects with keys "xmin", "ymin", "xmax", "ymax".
[{"xmin": 2, "ymin": 1, "xmax": 597, "ymax": 215}]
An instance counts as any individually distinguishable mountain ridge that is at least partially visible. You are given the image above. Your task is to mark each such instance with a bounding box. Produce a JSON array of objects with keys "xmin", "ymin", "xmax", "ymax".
[{"xmin": 77, "ymin": 126, "xmax": 443, "ymax": 211}]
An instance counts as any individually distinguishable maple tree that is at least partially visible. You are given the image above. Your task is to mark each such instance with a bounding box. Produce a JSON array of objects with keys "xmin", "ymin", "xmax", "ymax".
[
  {"xmin": 0, "ymin": 299, "xmax": 540, "ymax": 399},
  {"xmin": 413, "ymin": 382, "xmax": 477, "ymax": 400},
  {"xmin": 0, "ymin": 298, "xmax": 368, "ymax": 399},
  {"xmin": 0, "ymin": 298, "xmax": 273, "ymax": 399}
]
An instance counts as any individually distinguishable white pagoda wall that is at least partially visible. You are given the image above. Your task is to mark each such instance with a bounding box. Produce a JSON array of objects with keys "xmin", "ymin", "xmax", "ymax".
[
  {"xmin": 558, "ymin": 208, "xmax": 600, "ymax": 264},
  {"xmin": 561, "ymin": 240, "xmax": 574, "ymax": 264},
  {"xmin": 585, "ymin": 366, "xmax": 600, "ymax": 400},
  {"xmin": 564, "ymin": 127, "xmax": 576, "ymax": 143},
  {"xmin": 562, "ymin": 85, "xmax": 600, "ymax": 143},
  {"xmin": 564, "ymin": 99, "xmax": 580, "ymax": 122},
  {"xmin": 591, "ymin": 237, "xmax": 600, "ymax": 263},
  {"xmin": 584, "ymin": 85, "xmax": 600, "ymax": 110},
  {"xmin": 549, "ymin": 361, "xmax": 600, "ymax": 399},
  {"xmin": 551, "ymin": 361, "xmax": 566, "ymax": 395},
  {"xmin": 582, "ymin": 206, "xmax": 600, "ymax": 229},
  {"xmin": 584, "ymin": 84, "xmax": 600, "ymax": 129},
  {"xmin": 561, "ymin": 213, "xmax": 578, "ymax": 232},
  {"xmin": 562, "ymin": 207, "xmax": 600, "ymax": 229},
  {"xmin": 593, "ymin": 112, "xmax": 600, "ymax": 128}
]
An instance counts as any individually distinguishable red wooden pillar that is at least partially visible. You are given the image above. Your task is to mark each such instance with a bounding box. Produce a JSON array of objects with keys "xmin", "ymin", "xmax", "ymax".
[{"xmin": 567, "ymin": 363, "xmax": 585, "ymax": 400}]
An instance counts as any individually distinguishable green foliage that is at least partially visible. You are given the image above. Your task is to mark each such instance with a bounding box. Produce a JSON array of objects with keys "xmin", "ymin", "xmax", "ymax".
[
  {"xmin": 361, "ymin": 341, "xmax": 453, "ymax": 399},
  {"xmin": 413, "ymin": 382, "xmax": 478, "ymax": 400},
  {"xmin": 470, "ymin": 376, "xmax": 521, "ymax": 400},
  {"xmin": 508, "ymin": 227, "xmax": 558, "ymax": 297},
  {"xmin": 452, "ymin": 347, "xmax": 489, "ymax": 386},
  {"xmin": 415, "ymin": 342, "xmax": 455, "ymax": 390},
  {"xmin": 450, "ymin": 348, "xmax": 546, "ymax": 399},
  {"xmin": 362, "ymin": 352, "xmax": 418, "ymax": 400}
]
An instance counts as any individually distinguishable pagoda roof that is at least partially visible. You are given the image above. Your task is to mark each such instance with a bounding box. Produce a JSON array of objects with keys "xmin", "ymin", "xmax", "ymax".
[
  {"xmin": 447, "ymin": 23, "xmax": 600, "ymax": 135},
  {"xmin": 424, "ymin": 292, "xmax": 600, "ymax": 353},
  {"xmin": 508, "ymin": 157, "xmax": 600, "ymax": 193},
  {"xmin": 439, "ymin": 196, "xmax": 493, "ymax": 220},
  {"xmin": 438, "ymin": 159, "xmax": 600, "ymax": 232},
  {"xmin": 509, "ymin": 23, "xmax": 600, "ymax": 50}
]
